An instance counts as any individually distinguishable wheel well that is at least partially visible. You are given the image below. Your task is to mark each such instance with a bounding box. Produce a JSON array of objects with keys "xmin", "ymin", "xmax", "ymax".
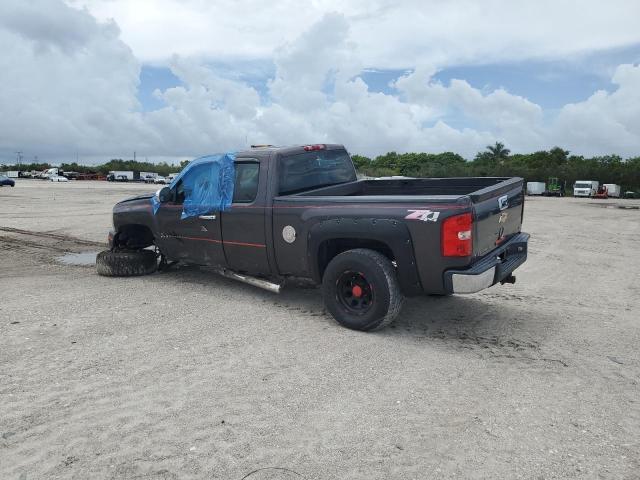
[
  {"xmin": 317, "ymin": 238, "xmax": 394, "ymax": 280},
  {"xmin": 114, "ymin": 224, "xmax": 154, "ymax": 250}
]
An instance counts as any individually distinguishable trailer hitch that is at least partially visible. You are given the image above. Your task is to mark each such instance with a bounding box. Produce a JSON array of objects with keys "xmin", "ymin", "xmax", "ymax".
[{"xmin": 500, "ymin": 274, "xmax": 516, "ymax": 285}]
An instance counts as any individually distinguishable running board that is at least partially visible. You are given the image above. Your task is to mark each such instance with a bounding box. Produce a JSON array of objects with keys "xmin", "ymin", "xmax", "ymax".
[{"xmin": 214, "ymin": 267, "xmax": 282, "ymax": 293}]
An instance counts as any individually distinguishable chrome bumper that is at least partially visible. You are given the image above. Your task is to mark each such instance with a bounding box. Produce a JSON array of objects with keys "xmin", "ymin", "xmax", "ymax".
[
  {"xmin": 444, "ymin": 232, "xmax": 529, "ymax": 294},
  {"xmin": 451, "ymin": 266, "xmax": 497, "ymax": 294}
]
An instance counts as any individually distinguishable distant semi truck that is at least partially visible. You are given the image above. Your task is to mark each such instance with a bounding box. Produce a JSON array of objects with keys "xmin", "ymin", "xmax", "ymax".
[
  {"xmin": 526, "ymin": 182, "xmax": 545, "ymax": 195},
  {"xmin": 39, "ymin": 167, "xmax": 60, "ymax": 179},
  {"xmin": 107, "ymin": 171, "xmax": 134, "ymax": 181},
  {"xmin": 574, "ymin": 180, "xmax": 599, "ymax": 197},
  {"xmin": 107, "ymin": 171, "xmax": 162, "ymax": 182}
]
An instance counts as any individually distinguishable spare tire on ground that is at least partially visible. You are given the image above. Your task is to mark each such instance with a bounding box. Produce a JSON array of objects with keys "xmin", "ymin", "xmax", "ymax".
[{"xmin": 96, "ymin": 249, "xmax": 158, "ymax": 277}]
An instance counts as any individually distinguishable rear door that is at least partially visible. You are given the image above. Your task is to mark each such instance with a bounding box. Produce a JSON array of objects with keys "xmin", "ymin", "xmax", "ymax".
[
  {"xmin": 472, "ymin": 179, "xmax": 525, "ymax": 257},
  {"xmin": 219, "ymin": 159, "xmax": 270, "ymax": 274}
]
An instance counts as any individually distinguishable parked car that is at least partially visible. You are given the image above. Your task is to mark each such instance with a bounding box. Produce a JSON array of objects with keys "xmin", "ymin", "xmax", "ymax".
[
  {"xmin": 0, "ymin": 174, "xmax": 15, "ymax": 187},
  {"xmin": 49, "ymin": 175, "xmax": 69, "ymax": 182},
  {"xmin": 154, "ymin": 176, "xmax": 168, "ymax": 184},
  {"xmin": 97, "ymin": 144, "xmax": 529, "ymax": 331}
]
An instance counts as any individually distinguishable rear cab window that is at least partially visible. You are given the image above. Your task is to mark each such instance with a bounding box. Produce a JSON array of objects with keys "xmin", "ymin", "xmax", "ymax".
[{"xmin": 278, "ymin": 149, "xmax": 356, "ymax": 195}]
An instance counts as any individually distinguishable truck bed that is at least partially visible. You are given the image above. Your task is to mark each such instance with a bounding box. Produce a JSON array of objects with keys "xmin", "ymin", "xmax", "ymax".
[
  {"xmin": 292, "ymin": 177, "xmax": 520, "ymax": 201},
  {"xmin": 274, "ymin": 175, "xmax": 525, "ymax": 293}
]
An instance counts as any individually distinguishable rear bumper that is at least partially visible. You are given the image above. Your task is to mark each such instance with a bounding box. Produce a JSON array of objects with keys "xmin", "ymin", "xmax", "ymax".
[{"xmin": 444, "ymin": 232, "xmax": 529, "ymax": 294}]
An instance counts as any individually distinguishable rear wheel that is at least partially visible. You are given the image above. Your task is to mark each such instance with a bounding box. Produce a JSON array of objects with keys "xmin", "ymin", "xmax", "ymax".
[
  {"xmin": 322, "ymin": 248, "xmax": 403, "ymax": 331},
  {"xmin": 96, "ymin": 249, "xmax": 157, "ymax": 277}
]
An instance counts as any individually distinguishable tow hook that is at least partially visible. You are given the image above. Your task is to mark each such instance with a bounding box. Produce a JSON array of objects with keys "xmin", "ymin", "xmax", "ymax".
[{"xmin": 501, "ymin": 274, "xmax": 516, "ymax": 285}]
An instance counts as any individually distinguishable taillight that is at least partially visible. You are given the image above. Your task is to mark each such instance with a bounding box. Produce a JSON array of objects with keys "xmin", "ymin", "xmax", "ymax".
[
  {"xmin": 442, "ymin": 212, "xmax": 473, "ymax": 257},
  {"xmin": 303, "ymin": 144, "xmax": 326, "ymax": 151}
]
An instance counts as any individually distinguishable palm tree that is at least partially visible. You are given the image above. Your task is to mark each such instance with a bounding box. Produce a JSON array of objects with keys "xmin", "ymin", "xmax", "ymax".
[{"xmin": 486, "ymin": 142, "xmax": 510, "ymax": 163}]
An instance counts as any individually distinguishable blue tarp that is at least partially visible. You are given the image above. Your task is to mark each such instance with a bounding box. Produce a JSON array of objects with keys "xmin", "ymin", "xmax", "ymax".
[{"xmin": 151, "ymin": 153, "xmax": 236, "ymax": 218}]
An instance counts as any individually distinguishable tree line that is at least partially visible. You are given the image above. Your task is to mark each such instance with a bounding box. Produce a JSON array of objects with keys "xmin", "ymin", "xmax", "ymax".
[
  {"xmin": 353, "ymin": 143, "xmax": 640, "ymax": 192},
  {"xmin": 1, "ymin": 159, "xmax": 184, "ymax": 177},
  {"xmin": 3, "ymin": 143, "xmax": 640, "ymax": 191}
]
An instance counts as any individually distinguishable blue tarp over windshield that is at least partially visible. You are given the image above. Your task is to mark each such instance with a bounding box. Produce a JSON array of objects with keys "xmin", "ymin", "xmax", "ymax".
[{"xmin": 151, "ymin": 153, "xmax": 236, "ymax": 218}]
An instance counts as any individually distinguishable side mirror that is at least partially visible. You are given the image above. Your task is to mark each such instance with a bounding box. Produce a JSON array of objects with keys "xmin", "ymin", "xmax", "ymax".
[{"xmin": 158, "ymin": 186, "xmax": 172, "ymax": 203}]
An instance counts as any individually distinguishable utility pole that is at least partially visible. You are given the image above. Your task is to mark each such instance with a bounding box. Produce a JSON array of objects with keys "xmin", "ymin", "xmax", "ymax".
[
  {"xmin": 15, "ymin": 151, "xmax": 23, "ymax": 165},
  {"xmin": 134, "ymin": 151, "xmax": 136, "ymax": 162}
]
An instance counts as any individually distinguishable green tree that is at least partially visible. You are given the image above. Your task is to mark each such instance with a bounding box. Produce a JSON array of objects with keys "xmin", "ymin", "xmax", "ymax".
[
  {"xmin": 350, "ymin": 155, "xmax": 371, "ymax": 170},
  {"xmin": 485, "ymin": 142, "xmax": 511, "ymax": 164}
]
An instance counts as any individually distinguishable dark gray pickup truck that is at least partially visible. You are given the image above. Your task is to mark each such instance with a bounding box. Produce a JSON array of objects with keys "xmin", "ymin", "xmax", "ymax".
[{"xmin": 97, "ymin": 144, "xmax": 529, "ymax": 330}]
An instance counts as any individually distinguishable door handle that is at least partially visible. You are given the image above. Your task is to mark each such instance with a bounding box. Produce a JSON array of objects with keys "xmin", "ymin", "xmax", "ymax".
[{"xmin": 198, "ymin": 214, "xmax": 217, "ymax": 220}]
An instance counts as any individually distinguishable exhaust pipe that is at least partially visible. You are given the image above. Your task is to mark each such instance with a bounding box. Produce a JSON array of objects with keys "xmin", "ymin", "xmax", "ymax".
[
  {"xmin": 214, "ymin": 267, "xmax": 282, "ymax": 293},
  {"xmin": 500, "ymin": 274, "xmax": 516, "ymax": 285}
]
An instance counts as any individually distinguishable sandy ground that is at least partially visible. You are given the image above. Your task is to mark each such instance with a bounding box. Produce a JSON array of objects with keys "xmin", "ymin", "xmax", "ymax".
[{"xmin": 1, "ymin": 179, "xmax": 639, "ymax": 480}]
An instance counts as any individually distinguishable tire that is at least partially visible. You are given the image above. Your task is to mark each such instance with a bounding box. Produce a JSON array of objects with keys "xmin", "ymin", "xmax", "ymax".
[
  {"xmin": 322, "ymin": 248, "xmax": 404, "ymax": 331},
  {"xmin": 96, "ymin": 249, "xmax": 158, "ymax": 277}
]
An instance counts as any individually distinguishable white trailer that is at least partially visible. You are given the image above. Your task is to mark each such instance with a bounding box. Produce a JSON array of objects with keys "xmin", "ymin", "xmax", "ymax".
[
  {"xmin": 526, "ymin": 182, "xmax": 546, "ymax": 195},
  {"xmin": 139, "ymin": 171, "xmax": 158, "ymax": 183},
  {"xmin": 603, "ymin": 184, "xmax": 621, "ymax": 198},
  {"xmin": 2, "ymin": 171, "xmax": 19, "ymax": 178},
  {"xmin": 574, "ymin": 180, "xmax": 599, "ymax": 197}
]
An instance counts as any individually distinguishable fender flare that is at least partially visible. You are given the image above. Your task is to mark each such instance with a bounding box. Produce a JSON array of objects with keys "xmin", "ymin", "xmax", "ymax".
[{"xmin": 307, "ymin": 217, "xmax": 423, "ymax": 296}]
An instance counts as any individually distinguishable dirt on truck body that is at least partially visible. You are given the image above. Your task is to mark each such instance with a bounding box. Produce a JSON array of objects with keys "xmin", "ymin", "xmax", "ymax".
[{"xmin": 97, "ymin": 144, "xmax": 529, "ymax": 330}]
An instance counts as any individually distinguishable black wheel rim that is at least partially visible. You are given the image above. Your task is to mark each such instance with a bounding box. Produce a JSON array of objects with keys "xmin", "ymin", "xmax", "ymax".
[{"xmin": 336, "ymin": 271, "xmax": 374, "ymax": 314}]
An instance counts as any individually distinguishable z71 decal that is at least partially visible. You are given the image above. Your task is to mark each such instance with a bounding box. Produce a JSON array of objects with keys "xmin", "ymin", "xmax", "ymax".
[{"xmin": 405, "ymin": 209, "xmax": 440, "ymax": 222}]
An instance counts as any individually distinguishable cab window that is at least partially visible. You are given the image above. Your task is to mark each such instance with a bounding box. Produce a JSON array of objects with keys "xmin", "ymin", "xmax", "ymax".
[
  {"xmin": 175, "ymin": 179, "xmax": 185, "ymax": 204},
  {"xmin": 173, "ymin": 162, "xmax": 213, "ymax": 205},
  {"xmin": 233, "ymin": 162, "xmax": 259, "ymax": 203}
]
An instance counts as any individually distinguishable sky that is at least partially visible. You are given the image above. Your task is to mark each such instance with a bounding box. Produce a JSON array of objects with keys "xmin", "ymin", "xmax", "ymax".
[{"xmin": 1, "ymin": 0, "xmax": 640, "ymax": 165}]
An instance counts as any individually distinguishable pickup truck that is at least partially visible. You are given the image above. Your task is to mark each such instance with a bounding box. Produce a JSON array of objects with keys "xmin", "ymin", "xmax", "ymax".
[{"xmin": 97, "ymin": 144, "xmax": 529, "ymax": 331}]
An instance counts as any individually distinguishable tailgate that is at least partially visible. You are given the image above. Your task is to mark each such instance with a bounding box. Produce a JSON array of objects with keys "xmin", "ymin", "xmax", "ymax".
[{"xmin": 471, "ymin": 178, "xmax": 525, "ymax": 257}]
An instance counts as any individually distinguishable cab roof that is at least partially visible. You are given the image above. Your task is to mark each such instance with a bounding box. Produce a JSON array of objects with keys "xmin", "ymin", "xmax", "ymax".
[{"xmin": 236, "ymin": 144, "xmax": 346, "ymax": 159}]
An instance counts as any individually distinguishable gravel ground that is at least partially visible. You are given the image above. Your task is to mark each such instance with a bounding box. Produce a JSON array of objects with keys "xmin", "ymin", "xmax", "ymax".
[{"xmin": 1, "ymin": 180, "xmax": 639, "ymax": 479}]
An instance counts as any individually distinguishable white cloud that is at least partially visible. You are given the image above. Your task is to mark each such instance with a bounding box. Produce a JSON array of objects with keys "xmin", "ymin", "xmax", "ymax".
[
  {"xmin": 394, "ymin": 68, "xmax": 546, "ymax": 151},
  {"xmin": 0, "ymin": 0, "xmax": 639, "ymax": 164},
  {"xmin": 553, "ymin": 64, "xmax": 640, "ymax": 156},
  {"xmin": 0, "ymin": 0, "xmax": 151, "ymax": 161},
  {"xmin": 69, "ymin": 0, "xmax": 640, "ymax": 69}
]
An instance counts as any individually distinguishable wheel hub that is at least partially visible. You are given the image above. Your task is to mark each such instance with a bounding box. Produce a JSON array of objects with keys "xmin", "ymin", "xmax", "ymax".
[{"xmin": 336, "ymin": 271, "xmax": 374, "ymax": 314}]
